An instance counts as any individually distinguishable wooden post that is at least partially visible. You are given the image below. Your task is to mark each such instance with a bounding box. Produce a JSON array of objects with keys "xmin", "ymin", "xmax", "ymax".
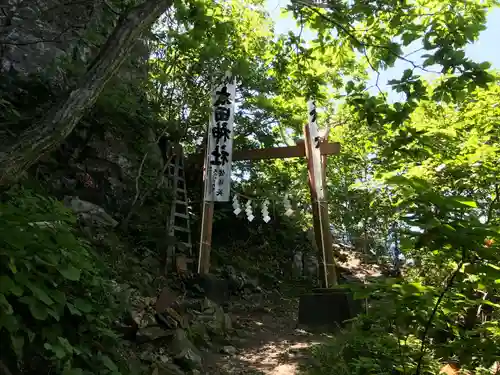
[
  {"xmin": 198, "ymin": 150, "xmax": 214, "ymax": 274},
  {"xmin": 197, "ymin": 201, "xmax": 214, "ymax": 274},
  {"xmin": 321, "ymin": 126, "xmax": 331, "ymax": 183},
  {"xmin": 304, "ymin": 124, "xmax": 337, "ymax": 288},
  {"xmin": 194, "ymin": 139, "xmax": 340, "ymax": 278}
]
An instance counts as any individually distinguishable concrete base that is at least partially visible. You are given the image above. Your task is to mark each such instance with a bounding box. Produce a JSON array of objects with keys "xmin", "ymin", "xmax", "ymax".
[
  {"xmin": 297, "ymin": 288, "xmax": 361, "ymax": 332},
  {"xmin": 196, "ymin": 274, "xmax": 230, "ymax": 306}
]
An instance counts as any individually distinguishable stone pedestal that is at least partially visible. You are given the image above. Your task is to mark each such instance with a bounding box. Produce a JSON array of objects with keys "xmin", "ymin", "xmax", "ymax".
[
  {"xmin": 297, "ymin": 288, "xmax": 362, "ymax": 332},
  {"xmin": 196, "ymin": 274, "xmax": 230, "ymax": 307}
]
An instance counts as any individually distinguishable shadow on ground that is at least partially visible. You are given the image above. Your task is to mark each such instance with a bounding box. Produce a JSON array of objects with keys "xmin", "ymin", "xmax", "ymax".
[
  {"xmin": 205, "ymin": 292, "xmax": 330, "ymax": 375},
  {"xmin": 205, "ymin": 248, "xmax": 383, "ymax": 374}
]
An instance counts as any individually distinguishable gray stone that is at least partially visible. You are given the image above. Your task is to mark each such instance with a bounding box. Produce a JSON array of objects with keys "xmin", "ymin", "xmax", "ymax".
[
  {"xmin": 195, "ymin": 299, "xmax": 229, "ymax": 337},
  {"xmin": 132, "ymin": 307, "xmax": 157, "ymax": 329},
  {"xmin": 156, "ymin": 313, "xmax": 179, "ymax": 329},
  {"xmin": 136, "ymin": 326, "xmax": 170, "ymax": 343},
  {"xmin": 0, "ymin": 1, "xmax": 104, "ymax": 77},
  {"xmin": 155, "ymin": 363, "xmax": 185, "ymax": 375},
  {"xmin": 171, "ymin": 329, "xmax": 202, "ymax": 370},
  {"xmin": 63, "ymin": 196, "xmax": 118, "ymax": 227},
  {"xmin": 129, "ymin": 294, "xmax": 158, "ymax": 329},
  {"xmin": 174, "ymin": 347, "xmax": 202, "ymax": 371},
  {"xmin": 223, "ymin": 313, "xmax": 232, "ymax": 331},
  {"xmin": 155, "ymin": 286, "xmax": 179, "ymax": 313},
  {"xmin": 304, "ymin": 253, "xmax": 319, "ymax": 279},
  {"xmin": 138, "ymin": 344, "xmax": 157, "ymax": 362},
  {"xmin": 221, "ymin": 345, "xmax": 236, "ymax": 355},
  {"xmin": 293, "ymin": 250, "xmax": 304, "ymax": 276}
]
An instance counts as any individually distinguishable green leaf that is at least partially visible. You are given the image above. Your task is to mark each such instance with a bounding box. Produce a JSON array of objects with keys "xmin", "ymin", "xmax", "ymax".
[
  {"xmin": 0, "ymin": 294, "xmax": 13, "ymax": 315},
  {"xmin": 51, "ymin": 290, "xmax": 66, "ymax": 306},
  {"xmin": 0, "ymin": 275, "xmax": 22, "ymax": 297},
  {"xmin": 0, "ymin": 276, "xmax": 14, "ymax": 294},
  {"xmin": 44, "ymin": 342, "xmax": 66, "ymax": 359},
  {"xmin": 66, "ymin": 302, "xmax": 82, "ymax": 316},
  {"xmin": 27, "ymin": 283, "xmax": 54, "ymax": 306},
  {"xmin": 11, "ymin": 335, "xmax": 24, "ymax": 359},
  {"xmin": 11, "ymin": 283, "xmax": 23, "ymax": 297},
  {"xmin": 487, "ymin": 263, "xmax": 500, "ymax": 271},
  {"xmin": 101, "ymin": 355, "xmax": 119, "ymax": 372},
  {"xmin": 57, "ymin": 337, "xmax": 74, "ymax": 353},
  {"xmin": 0, "ymin": 314, "xmax": 18, "ymax": 332},
  {"xmin": 47, "ymin": 308, "xmax": 60, "ymax": 322},
  {"xmin": 59, "ymin": 265, "xmax": 81, "ymax": 281},
  {"xmin": 482, "ymin": 300, "xmax": 500, "ymax": 308},
  {"xmin": 401, "ymin": 282, "xmax": 428, "ymax": 295},
  {"xmin": 449, "ymin": 197, "xmax": 477, "ymax": 208},
  {"xmin": 9, "ymin": 258, "xmax": 17, "ymax": 274},
  {"xmin": 21, "ymin": 296, "xmax": 49, "ymax": 320},
  {"xmin": 479, "ymin": 61, "xmax": 491, "ymax": 70},
  {"xmin": 402, "ymin": 69, "xmax": 413, "ymax": 80},
  {"xmin": 422, "ymin": 55, "xmax": 435, "ymax": 67},
  {"xmin": 27, "ymin": 330, "xmax": 36, "ymax": 343},
  {"xmin": 73, "ymin": 298, "xmax": 92, "ymax": 313}
]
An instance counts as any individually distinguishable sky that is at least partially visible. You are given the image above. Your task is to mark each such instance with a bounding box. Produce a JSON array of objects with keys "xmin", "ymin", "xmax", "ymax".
[{"xmin": 265, "ymin": 0, "xmax": 500, "ymax": 100}]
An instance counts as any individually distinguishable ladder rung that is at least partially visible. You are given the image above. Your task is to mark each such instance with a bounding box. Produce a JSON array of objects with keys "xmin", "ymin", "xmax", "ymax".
[
  {"xmin": 176, "ymin": 188, "xmax": 185, "ymax": 193},
  {"xmin": 173, "ymin": 226, "xmax": 190, "ymax": 233},
  {"xmin": 177, "ymin": 177, "xmax": 185, "ymax": 182},
  {"xmin": 181, "ymin": 242, "xmax": 192, "ymax": 248},
  {"xmin": 174, "ymin": 213, "xmax": 189, "ymax": 219},
  {"xmin": 175, "ymin": 201, "xmax": 188, "ymax": 205}
]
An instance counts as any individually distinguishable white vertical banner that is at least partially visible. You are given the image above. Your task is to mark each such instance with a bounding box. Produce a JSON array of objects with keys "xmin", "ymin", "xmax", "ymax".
[
  {"xmin": 204, "ymin": 72, "xmax": 236, "ymax": 202},
  {"xmin": 307, "ymin": 99, "xmax": 326, "ymax": 200}
]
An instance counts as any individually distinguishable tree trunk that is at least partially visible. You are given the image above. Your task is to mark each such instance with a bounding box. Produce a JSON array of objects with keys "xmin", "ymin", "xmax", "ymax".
[{"xmin": 0, "ymin": 0, "xmax": 173, "ymax": 186}]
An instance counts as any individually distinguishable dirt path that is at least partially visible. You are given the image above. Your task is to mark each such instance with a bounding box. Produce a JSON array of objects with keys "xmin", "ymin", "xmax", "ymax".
[{"xmin": 205, "ymin": 292, "xmax": 327, "ymax": 375}]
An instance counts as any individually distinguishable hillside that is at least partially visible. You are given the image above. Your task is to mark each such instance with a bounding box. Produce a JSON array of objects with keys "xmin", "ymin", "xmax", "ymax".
[{"xmin": 1, "ymin": 1, "xmax": 500, "ymax": 375}]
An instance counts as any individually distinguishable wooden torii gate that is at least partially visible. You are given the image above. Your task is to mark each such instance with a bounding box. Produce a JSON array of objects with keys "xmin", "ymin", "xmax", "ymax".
[{"xmin": 197, "ymin": 119, "xmax": 341, "ymax": 288}]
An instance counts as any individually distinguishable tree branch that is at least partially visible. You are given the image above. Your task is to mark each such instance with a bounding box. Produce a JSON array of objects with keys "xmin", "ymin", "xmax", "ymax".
[
  {"xmin": 487, "ymin": 184, "xmax": 499, "ymax": 224},
  {"xmin": 0, "ymin": 0, "xmax": 173, "ymax": 187},
  {"xmin": 415, "ymin": 250, "xmax": 465, "ymax": 375},
  {"xmin": 304, "ymin": 5, "xmax": 440, "ymax": 75},
  {"xmin": 103, "ymin": 0, "xmax": 121, "ymax": 16}
]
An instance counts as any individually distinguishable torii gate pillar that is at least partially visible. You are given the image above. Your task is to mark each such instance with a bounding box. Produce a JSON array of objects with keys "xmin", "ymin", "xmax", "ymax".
[
  {"xmin": 196, "ymin": 124, "xmax": 340, "ymax": 288},
  {"xmin": 303, "ymin": 123, "xmax": 337, "ymax": 287}
]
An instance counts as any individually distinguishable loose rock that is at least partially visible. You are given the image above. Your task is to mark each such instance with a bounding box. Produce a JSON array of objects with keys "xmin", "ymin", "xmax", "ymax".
[
  {"xmin": 171, "ymin": 329, "xmax": 202, "ymax": 370},
  {"xmin": 156, "ymin": 286, "xmax": 179, "ymax": 313},
  {"xmin": 154, "ymin": 362, "xmax": 185, "ymax": 375},
  {"xmin": 63, "ymin": 196, "xmax": 118, "ymax": 228},
  {"xmin": 136, "ymin": 326, "xmax": 170, "ymax": 343},
  {"xmin": 221, "ymin": 345, "xmax": 237, "ymax": 355}
]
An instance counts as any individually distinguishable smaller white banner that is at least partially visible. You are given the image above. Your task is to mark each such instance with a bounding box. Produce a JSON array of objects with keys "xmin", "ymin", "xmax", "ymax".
[
  {"xmin": 204, "ymin": 73, "xmax": 236, "ymax": 202},
  {"xmin": 307, "ymin": 99, "xmax": 326, "ymax": 200}
]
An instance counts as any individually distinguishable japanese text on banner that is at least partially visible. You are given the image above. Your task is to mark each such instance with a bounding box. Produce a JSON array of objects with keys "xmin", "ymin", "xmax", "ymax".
[
  {"xmin": 307, "ymin": 100, "xmax": 325, "ymax": 200},
  {"xmin": 204, "ymin": 74, "xmax": 236, "ymax": 202}
]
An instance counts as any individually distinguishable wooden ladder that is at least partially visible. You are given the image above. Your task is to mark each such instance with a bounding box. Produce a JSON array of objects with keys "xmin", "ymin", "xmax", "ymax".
[{"xmin": 166, "ymin": 143, "xmax": 192, "ymax": 274}]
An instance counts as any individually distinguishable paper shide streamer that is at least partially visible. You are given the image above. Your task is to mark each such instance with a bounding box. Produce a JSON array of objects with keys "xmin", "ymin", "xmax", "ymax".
[
  {"xmin": 230, "ymin": 191, "xmax": 301, "ymax": 223},
  {"xmin": 283, "ymin": 194, "xmax": 294, "ymax": 217},
  {"xmin": 261, "ymin": 199, "xmax": 271, "ymax": 223},
  {"xmin": 232, "ymin": 195, "xmax": 241, "ymax": 215},
  {"xmin": 245, "ymin": 199, "xmax": 254, "ymax": 222}
]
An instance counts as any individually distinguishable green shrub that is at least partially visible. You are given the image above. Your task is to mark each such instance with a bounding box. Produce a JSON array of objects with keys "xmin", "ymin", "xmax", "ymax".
[
  {"xmin": 0, "ymin": 189, "xmax": 129, "ymax": 375},
  {"xmin": 306, "ymin": 322, "xmax": 441, "ymax": 375}
]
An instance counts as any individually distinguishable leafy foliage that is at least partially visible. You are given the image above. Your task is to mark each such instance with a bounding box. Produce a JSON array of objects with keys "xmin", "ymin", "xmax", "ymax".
[
  {"xmin": 302, "ymin": 76, "xmax": 500, "ymax": 375},
  {"xmin": 0, "ymin": 189, "xmax": 128, "ymax": 375},
  {"xmin": 1, "ymin": 0, "xmax": 500, "ymax": 373}
]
